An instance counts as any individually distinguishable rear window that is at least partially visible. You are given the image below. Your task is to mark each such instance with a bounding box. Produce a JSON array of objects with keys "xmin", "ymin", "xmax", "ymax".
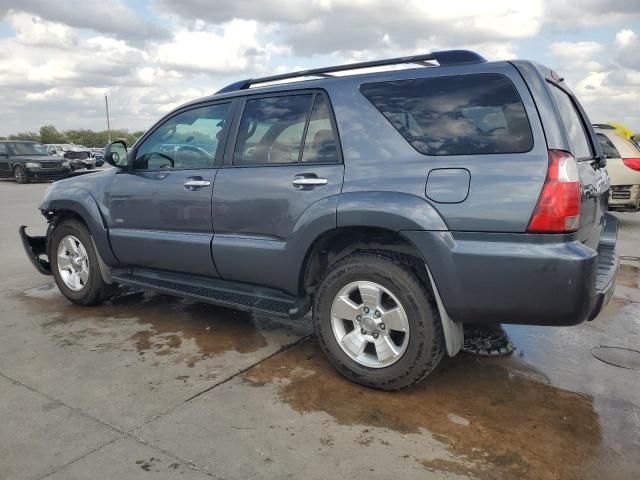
[
  {"xmin": 360, "ymin": 73, "xmax": 533, "ymax": 156},
  {"xmin": 596, "ymin": 133, "xmax": 620, "ymax": 159},
  {"xmin": 548, "ymin": 85, "xmax": 592, "ymax": 160}
]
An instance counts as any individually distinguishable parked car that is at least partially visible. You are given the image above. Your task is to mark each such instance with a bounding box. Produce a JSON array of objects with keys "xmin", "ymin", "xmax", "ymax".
[
  {"xmin": 44, "ymin": 144, "xmax": 95, "ymax": 170},
  {"xmin": 20, "ymin": 50, "xmax": 617, "ymax": 390},
  {"xmin": 0, "ymin": 141, "xmax": 71, "ymax": 183},
  {"xmin": 594, "ymin": 124, "xmax": 640, "ymax": 212},
  {"xmin": 90, "ymin": 148, "xmax": 105, "ymax": 162}
]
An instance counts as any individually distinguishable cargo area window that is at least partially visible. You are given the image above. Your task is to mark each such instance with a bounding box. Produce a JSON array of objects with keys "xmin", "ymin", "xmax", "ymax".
[
  {"xmin": 360, "ymin": 73, "xmax": 533, "ymax": 156},
  {"xmin": 548, "ymin": 85, "xmax": 592, "ymax": 160}
]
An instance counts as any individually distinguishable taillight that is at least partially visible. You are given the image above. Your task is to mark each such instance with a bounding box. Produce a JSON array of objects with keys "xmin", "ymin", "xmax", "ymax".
[
  {"xmin": 527, "ymin": 150, "xmax": 581, "ymax": 233},
  {"xmin": 622, "ymin": 158, "xmax": 640, "ymax": 172}
]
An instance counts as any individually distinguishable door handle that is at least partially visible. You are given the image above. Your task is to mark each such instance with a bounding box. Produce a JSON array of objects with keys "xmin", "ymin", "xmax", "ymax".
[
  {"xmin": 292, "ymin": 177, "xmax": 328, "ymax": 187},
  {"xmin": 184, "ymin": 179, "xmax": 211, "ymax": 188}
]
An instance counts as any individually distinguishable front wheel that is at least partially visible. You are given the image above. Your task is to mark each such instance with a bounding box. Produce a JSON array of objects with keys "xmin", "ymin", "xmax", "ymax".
[
  {"xmin": 14, "ymin": 165, "xmax": 28, "ymax": 184},
  {"xmin": 50, "ymin": 219, "xmax": 114, "ymax": 305},
  {"xmin": 313, "ymin": 252, "xmax": 444, "ymax": 390}
]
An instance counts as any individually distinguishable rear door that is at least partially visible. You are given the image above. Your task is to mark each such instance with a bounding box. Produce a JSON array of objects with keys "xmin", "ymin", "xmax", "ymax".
[
  {"xmin": 211, "ymin": 91, "xmax": 344, "ymax": 291},
  {"xmin": 547, "ymin": 84, "xmax": 608, "ymax": 249}
]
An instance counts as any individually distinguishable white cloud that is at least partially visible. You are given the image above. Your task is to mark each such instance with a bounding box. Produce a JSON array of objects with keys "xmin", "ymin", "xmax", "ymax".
[{"xmin": 615, "ymin": 29, "xmax": 637, "ymax": 48}]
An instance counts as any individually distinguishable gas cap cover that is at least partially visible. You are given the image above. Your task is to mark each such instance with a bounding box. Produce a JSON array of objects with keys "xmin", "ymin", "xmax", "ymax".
[{"xmin": 426, "ymin": 168, "xmax": 471, "ymax": 204}]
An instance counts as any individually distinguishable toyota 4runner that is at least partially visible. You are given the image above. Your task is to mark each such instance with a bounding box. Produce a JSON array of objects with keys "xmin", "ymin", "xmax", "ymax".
[{"xmin": 20, "ymin": 50, "xmax": 618, "ymax": 390}]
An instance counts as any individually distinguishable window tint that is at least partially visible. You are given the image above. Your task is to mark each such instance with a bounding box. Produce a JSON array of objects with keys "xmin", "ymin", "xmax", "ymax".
[
  {"xmin": 548, "ymin": 85, "xmax": 592, "ymax": 159},
  {"xmin": 360, "ymin": 74, "xmax": 533, "ymax": 156},
  {"xmin": 234, "ymin": 94, "xmax": 313, "ymax": 165},
  {"xmin": 134, "ymin": 103, "xmax": 230, "ymax": 170},
  {"xmin": 0, "ymin": 143, "xmax": 7, "ymax": 155},
  {"xmin": 596, "ymin": 133, "xmax": 620, "ymax": 159},
  {"xmin": 301, "ymin": 95, "xmax": 339, "ymax": 163}
]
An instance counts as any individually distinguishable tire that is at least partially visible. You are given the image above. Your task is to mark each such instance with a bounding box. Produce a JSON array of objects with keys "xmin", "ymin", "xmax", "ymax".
[
  {"xmin": 14, "ymin": 165, "xmax": 28, "ymax": 184},
  {"xmin": 313, "ymin": 252, "xmax": 445, "ymax": 391},
  {"xmin": 49, "ymin": 219, "xmax": 114, "ymax": 306}
]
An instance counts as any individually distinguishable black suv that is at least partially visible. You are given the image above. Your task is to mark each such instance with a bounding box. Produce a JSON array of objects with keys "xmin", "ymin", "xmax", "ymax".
[
  {"xmin": 0, "ymin": 141, "xmax": 71, "ymax": 183},
  {"xmin": 21, "ymin": 50, "xmax": 618, "ymax": 390}
]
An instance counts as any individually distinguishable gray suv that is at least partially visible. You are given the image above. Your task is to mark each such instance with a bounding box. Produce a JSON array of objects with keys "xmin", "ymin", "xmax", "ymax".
[{"xmin": 21, "ymin": 50, "xmax": 618, "ymax": 390}]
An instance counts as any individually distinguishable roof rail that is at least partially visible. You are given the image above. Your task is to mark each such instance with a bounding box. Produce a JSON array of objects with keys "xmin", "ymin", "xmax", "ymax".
[{"xmin": 216, "ymin": 49, "xmax": 486, "ymax": 94}]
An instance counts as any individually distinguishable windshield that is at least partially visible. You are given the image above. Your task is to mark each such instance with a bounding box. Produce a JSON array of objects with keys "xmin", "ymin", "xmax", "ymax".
[{"xmin": 7, "ymin": 142, "xmax": 48, "ymax": 156}]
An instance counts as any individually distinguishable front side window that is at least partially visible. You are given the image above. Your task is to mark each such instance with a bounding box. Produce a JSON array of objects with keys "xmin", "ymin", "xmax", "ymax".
[
  {"xmin": 360, "ymin": 73, "xmax": 534, "ymax": 156},
  {"xmin": 548, "ymin": 85, "xmax": 592, "ymax": 160},
  {"xmin": 596, "ymin": 133, "xmax": 620, "ymax": 159},
  {"xmin": 134, "ymin": 103, "xmax": 230, "ymax": 170},
  {"xmin": 0, "ymin": 143, "xmax": 7, "ymax": 155}
]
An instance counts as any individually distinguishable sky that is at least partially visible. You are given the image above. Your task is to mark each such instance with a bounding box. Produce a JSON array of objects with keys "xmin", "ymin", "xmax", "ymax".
[{"xmin": 0, "ymin": 0, "xmax": 639, "ymax": 136}]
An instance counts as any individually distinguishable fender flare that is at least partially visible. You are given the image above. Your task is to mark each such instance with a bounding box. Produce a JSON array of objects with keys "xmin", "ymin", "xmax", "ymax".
[{"xmin": 41, "ymin": 187, "xmax": 119, "ymax": 267}]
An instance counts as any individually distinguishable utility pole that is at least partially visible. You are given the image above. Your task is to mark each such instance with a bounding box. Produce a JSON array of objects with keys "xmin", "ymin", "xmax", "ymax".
[{"xmin": 105, "ymin": 94, "xmax": 112, "ymax": 143}]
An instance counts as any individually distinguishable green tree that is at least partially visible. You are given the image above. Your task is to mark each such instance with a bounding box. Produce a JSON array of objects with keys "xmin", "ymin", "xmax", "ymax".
[
  {"xmin": 8, "ymin": 131, "xmax": 40, "ymax": 142},
  {"xmin": 39, "ymin": 125, "xmax": 67, "ymax": 144}
]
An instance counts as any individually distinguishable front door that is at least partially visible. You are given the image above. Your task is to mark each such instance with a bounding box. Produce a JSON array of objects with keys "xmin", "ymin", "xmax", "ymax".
[
  {"xmin": 108, "ymin": 102, "xmax": 232, "ymax": 277},
  {"xmin": 212, "ymin": 91, "xmax": 344, "ymax": 293}
]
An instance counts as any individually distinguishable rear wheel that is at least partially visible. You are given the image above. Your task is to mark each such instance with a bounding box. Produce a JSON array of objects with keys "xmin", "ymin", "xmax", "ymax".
[
  {"xmin": 313, "ymin": 252, "xmax": 444, "ymax": 390},
  {"xmin": 50, "ymin": 219, "xmax": 114, "ymax": 305},
  {"xmin": 14, "ymin": 165, "xmax": 28, "ymax": 184}
]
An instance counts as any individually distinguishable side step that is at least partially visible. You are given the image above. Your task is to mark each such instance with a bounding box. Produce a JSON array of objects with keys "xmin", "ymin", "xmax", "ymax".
[{"xmin": 111, "ymin": 268, "xmax": 310, "ymax": 319}]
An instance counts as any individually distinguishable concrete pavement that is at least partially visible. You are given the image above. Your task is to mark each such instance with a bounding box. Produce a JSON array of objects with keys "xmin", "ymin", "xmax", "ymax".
[{"xmin": 1, "ymin": 179, "xmax": 639, "ymax": 479}]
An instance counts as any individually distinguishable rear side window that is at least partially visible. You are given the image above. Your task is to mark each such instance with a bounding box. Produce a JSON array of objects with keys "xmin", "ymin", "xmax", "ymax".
[
  {"xmin": 233, "ymin": 93, "xmax": 340, "ymax": 165},
  {"xmin": 596, "ymin": 133, "xmax": 620, "ymax": 159},
  {"xmin": 234, "ymin": 94, "xmax": 313, "ymax": 165},
  {"xmin": 360, "ymin": 73, "xmax": 533, "ymax": 156},
  {"xmin": 548, "ymin": 85, "xmax": 592, "ymax": 160}
]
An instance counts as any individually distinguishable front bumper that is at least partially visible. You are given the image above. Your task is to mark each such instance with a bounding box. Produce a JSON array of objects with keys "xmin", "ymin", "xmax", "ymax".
[
  {"xmin": 608, "ymin": 185, "xmax": 640, "ymax": 211},
  {"xmin": 25, "ymin": 168, "xmax": 71, "ymax": 181},
  {"xmin": 402, "ymin": 213, "xmax": 619, "ymax": 326},
  {"xmin": 19, "ymin": 226, "xmax": 51, "ymax": 275}
]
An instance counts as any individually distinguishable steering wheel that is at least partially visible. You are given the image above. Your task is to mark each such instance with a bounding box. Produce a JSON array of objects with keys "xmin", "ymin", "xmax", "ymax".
[{"xmin": 175, "ymin": 145, "xmax": 211, "ymax": 159}]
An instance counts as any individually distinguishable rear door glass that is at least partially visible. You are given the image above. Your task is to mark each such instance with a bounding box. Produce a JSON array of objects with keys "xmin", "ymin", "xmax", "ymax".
[
  {"xmin": 360, "ymin": 73, "xmax": 533, "ymax": 156},
  {"xmin": 233, "ymin": 94, "xmax": 313, "ymax": 165},
  {"xmin": 596, "ymin": 133, "xmax": 620, "ymax": 159},
  {"xmin": 548, "ymin": 85, "xmax": 592, "ymax": 160}
]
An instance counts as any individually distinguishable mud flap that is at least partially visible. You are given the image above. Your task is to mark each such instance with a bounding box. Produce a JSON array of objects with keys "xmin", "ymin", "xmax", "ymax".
[
  {"xmin": 426, "ymin": 265, "xmax": 463, "ymax": 356},
  {"xmin": 19, "ymin": 226, "xmax": 51, "ymax": 275}
]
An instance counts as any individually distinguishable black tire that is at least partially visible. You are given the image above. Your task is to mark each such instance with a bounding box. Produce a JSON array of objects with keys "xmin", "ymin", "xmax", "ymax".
[
  {"xmin": 49, "ymin": 219, "xmax": 115, "ymax": 306},
  {"xmin": 313, "ymin": 252, "xmax": 445, "ymax": 391},
  {"xmin": 14, "ymin": 165, "xmax": 28, "ymax": 184}
]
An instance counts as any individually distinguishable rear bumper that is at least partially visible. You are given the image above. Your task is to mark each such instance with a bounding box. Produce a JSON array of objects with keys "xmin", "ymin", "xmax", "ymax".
[{"xmin": 402, "ymin": 213, "xmax": 618, "ymax": 326}]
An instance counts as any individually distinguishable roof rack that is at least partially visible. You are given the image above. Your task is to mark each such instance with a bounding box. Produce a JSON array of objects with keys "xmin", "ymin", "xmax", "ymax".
[{"xmin": 216, "ymin": 49, "xmax": 486, "ymax": 94}]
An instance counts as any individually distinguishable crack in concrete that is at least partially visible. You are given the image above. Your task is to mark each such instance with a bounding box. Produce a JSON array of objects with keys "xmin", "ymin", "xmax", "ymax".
[{"xmin": 1, "ymin": 333, "xmax": 312, "ymax": 480}]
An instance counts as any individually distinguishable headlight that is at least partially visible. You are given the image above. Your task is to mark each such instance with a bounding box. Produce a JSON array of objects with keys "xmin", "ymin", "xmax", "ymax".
[
  {"xmin": 62, "ymin": 161, "xmax": 71, "ymax": 168},
  {"xmin": 25, "ymin": 162, "xmax": 39, "ymax": 168}
]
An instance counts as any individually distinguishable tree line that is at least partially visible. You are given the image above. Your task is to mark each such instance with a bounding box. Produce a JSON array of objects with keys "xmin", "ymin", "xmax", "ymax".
[{"xmin": 0, "ymin": 125, "xmax": 145, "ymax": 148}]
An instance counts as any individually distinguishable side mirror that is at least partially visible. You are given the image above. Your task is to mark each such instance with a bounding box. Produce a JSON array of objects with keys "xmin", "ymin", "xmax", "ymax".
[{"xmin": 104, "ymin": 140, "xmax": 128, "ymax": 168}]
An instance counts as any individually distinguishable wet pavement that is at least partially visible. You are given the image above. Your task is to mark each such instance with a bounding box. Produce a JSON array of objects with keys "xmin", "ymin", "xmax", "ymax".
[{"xmin": 0, "ymin": 181, "xmax": 639, "ymax": 479}]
